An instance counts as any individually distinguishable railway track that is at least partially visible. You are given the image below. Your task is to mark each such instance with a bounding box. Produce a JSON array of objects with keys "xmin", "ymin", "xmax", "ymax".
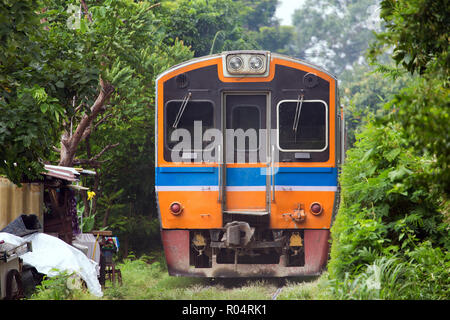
[
  {"xmin": 271, "ymin": 286, "xmax": 284, "ymax": 300},
  {"xmin": 270, "ymin": 278, "xmax": 287, "ymax": 300}
]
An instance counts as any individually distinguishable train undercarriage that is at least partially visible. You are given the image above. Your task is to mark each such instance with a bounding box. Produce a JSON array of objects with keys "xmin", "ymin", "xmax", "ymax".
[{"xmin": 161, "ymin": 224, "xmax": 330, "ymax": 278}]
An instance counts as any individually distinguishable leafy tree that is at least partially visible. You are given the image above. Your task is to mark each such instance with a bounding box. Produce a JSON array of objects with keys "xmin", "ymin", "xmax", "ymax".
[
  {"xmin": 0, "ymin": 0, "xmax": 65, "ymax": 184},
  {"xmin": 237, "ymin": 0, "xmax": 280, "ymax": 31},
  {"xmin": 37, "ymin": 0, "xmax": 192, "ymax": 169},
  {"xmin": 249, "ymin": 25, "xmax": 294, "ymax": 54},
  {"xmin": 13, "ymin": 0, "xmax": 191, "ymax": 228},
  {"xmin": 157, "ymin": 0, "xmax": 293, "ymax": 57},
  {"xmin": 160, "ymin": 0, "xmax": 260, "ymax": 57},
  {"xmin": 235, "ymin": 0, "xmax": 294, "ymax": 54},
  {"xmin": 339, "ymin": 63, "xmax": 411, "ymax": 147},
  {"xmin": 370, "ymin": 0, "xmax": 449, "ymax": 78},
  {"xmin": 369, "ymin": 0, "xmax": 449, "ymax": 192},
  {"xmin": 289, "ymin": 0, "xmax": 381, "ymax": 75}
]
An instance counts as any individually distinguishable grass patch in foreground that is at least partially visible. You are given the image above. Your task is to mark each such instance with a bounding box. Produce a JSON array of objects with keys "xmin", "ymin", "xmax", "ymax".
[
  {"xmin": 30, "ymin": 252, "xmax": 326, "ymax": 300},
  {"xmin": 277, "ymin": 276, "xmax": 331, "ymax": 300},
  {"xmin": 103, "ymin": 256, "xmax": 281, "ymax": 300}
]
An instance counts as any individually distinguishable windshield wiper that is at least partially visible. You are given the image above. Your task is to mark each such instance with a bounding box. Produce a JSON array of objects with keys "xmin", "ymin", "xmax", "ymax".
[
  {"xmin": 292, "ymin": 94, "xmax": 304, "ymax": 141},
  {"xmin": 172, "ymin": 92, "xmax": 192, "ymax": 128}
]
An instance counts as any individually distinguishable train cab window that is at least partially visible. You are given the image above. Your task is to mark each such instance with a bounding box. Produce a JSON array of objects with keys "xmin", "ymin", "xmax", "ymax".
[
  {"xmin": 230, "ymin": 105, "xmax": 260, "ymax": 151},
  {"xmin": 277, "ymin": 100, "xmax": 327, "ymax": 151},
  {"xmin": 165, "ymin": 100, "xmax": 214, "ymax": 150},
  {"xmin": 231, "ymin": 106, "xmax": 260, "ymax": 131}
]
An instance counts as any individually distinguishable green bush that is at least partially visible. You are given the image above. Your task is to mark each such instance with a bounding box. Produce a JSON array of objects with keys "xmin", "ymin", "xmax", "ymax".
[
  {"xmin": 402, "ymin": 241, "xmax": 450, "ymax": 299},
  {"xmin": 328, "ymin": 118, "xmax": 449, "ymax": 299},
  {"xmin": 326, "ymin": 256, "xmax": 406, "ymax": 300},
  {"xmin": 30, "ymin": 270, "xmax": 94, "ymax": 300}
]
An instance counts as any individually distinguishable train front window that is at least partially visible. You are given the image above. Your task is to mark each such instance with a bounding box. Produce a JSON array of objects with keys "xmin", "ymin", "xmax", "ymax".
[
  {"xmin": 231, "ymin": 105, "xmax": 260, "ymax": 151},
  {"xmin": 165, "ymin": 100, "xmax": 214, "ymax": 151},
  {"xmin": 277, "ymin": 100, "xmax": 327, "ymax": 151},
  {"xmin": 231, "ymin": 106, "xmax": 260, "ymax": 131},
  {"xmin": 225, "ymin": 94, "xmax": 267, "ymax": 164}
]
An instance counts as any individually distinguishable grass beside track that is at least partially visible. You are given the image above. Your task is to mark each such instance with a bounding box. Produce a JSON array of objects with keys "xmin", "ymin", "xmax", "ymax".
[{"xmin": 30, "ymin": 251, "xmax": 329, "ymax": 300}]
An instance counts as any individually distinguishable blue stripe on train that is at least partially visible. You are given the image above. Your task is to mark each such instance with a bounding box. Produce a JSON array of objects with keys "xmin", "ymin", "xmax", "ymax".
[{"xmin": 156, "ymin": 167, "xmax": 338, "ymax": 187}]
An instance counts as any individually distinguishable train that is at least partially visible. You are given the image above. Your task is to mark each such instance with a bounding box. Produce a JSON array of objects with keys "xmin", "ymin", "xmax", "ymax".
[{"xmin": 155, "ymin": 50, "xmax": 344, "ymax": 277}]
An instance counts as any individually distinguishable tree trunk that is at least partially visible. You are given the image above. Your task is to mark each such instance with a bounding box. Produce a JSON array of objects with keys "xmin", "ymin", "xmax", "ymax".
[
  {"xmin": 59, "ymin": 78, "xmax": 114, "ymax": 167},
  {"xmin": 102, "ymin": 207, "xmax": 111, "ymax": 228},
  {"xmin": 122, "ymin": 235, "xmax": 129, "ymax": 258}
]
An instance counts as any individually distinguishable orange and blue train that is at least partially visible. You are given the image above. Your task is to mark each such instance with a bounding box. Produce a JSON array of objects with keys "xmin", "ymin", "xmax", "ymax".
[{"xmin": 155, "ymin": 51, "xmax": 345, "ymax": 277}]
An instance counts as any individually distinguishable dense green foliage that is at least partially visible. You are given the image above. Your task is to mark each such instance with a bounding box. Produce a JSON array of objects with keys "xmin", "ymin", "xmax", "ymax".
[
  {"xmin": 328, "ymin": 0, "xmax": 449, "ymax": 299},
  {"xmin": 371, "ymin": 0, "xmax": 449, "ymax": 78},
  {"xmin": 339, "ymin": 64, "xmax": 410, "ymax": 147},
  {"xmin": 0, "ymin": 0, "xmax": 65, "ymax": 184},
  {"xmin": 159, "ymin": 0, "xmax": 293, "ymax": 56},
  {"xmin": 369, "ymin": 0, "xmax": 449, "ymax": 191},
  {"xmin": 160, "ymin": 0, "xmax": 258, "ymax": 56},
  {"xmin": 329, "ymin": 120, "xmax": 449, "ymax": 298}
]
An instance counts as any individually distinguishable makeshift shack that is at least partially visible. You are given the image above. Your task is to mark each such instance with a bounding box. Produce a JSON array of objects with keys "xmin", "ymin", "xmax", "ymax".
[
  {"xmin": 41, "ymin": 164, "xmax": 96, "ymax": 244},
  {"xmin": 0, "ymin": 165, "xmax": 105, "ymax": 298},
  {"xmin": 1, "ymin": 165, "xmax": 96, "ymax": 244}
]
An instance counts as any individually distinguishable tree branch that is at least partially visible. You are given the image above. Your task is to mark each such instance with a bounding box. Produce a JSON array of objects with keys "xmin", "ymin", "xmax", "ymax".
[
  {"xmin": 91, "ymin": 143, "xmax": 120, "ymax": 162},
  {"xmin": 75, "ymin": 101, "xmax": 84, "ymax": 114},
  {"xmin": 72, "ymin": 142, "xmax": 119, "ymax": 168},
  {"xmin": 80, "ymin": 0, "xmax": 93, "ymax": 22},
  {"xmin": 94, "ymin": 113, "xmax": 113, "ymax": 130},
  {"xmin": 80, "ymin": 124, "xmax": 92, "ymax": 142},
  {"xmin": 149, "ymin": 3, "xmax": 161, "ymax": 10}
]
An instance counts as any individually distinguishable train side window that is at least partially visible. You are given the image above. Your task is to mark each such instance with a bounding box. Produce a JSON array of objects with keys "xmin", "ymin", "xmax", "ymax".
[
  {"xmin": 277, "ymin": 100, "xmax": 328, "ymax": 151},
  {"xmin": 165, "ymin": 100, "xmax": 214, "ymax": 150}
]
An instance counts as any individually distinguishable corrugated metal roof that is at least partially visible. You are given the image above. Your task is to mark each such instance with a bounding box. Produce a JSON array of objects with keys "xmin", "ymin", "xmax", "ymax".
[
  {"xmin": 43, "ymin": 165, "xmax": 80, "ymax": 181},
  {"xmin": 42, "ymin": 165, "xmax": 96, "ymax": 181}
]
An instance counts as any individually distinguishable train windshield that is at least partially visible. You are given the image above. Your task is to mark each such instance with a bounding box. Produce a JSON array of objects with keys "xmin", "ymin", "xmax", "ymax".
[
  {"xmin": 230, "ymin": 105, "xmax": 260, "ymax": 151},
  {"xmin": 165, "ymin": 100, "xmax": 214, "ymax": 150},
  {"xmin": 278, "ymin": 100, "xmax": 327, "ymax": 151}
]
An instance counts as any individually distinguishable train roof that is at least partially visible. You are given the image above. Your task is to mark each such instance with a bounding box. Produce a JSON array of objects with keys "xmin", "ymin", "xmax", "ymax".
[{"xmin": 156, "ymin": 51, "xmax": 337, "ymax": 83}]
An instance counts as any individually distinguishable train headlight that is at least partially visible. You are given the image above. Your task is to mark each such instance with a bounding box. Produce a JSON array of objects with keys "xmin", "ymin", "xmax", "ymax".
[
  {"xmin": 228, "ymin": 56, "xmax": 243, "ymax": 71},
  {"xmin": 224, "ymin": 52, "xmax": 269, "ymax": 76},
  {"xmin": 249, "ymin": 56, "xmax": 264, "ymax": 71}
]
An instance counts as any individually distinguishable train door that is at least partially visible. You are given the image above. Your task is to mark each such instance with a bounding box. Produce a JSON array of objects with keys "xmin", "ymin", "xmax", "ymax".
[{"xmin": 221, "ymin": 93, "xmax": 270, "ymax": 217}]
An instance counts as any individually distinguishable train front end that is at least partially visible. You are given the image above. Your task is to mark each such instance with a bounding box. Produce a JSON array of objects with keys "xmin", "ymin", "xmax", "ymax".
[{"xmin": 155, "ymin": 51, "xmax": 344, "ymax": 277}]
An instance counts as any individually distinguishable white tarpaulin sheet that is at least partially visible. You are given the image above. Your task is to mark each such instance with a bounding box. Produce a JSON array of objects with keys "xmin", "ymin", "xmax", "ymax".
[
  {"xmin": 0, "ymin": 232, "xmax": 103, "ymax": 297},
  {"xmin": 73, "ymin": 233, "xmax": 101, "ymax": 266}
]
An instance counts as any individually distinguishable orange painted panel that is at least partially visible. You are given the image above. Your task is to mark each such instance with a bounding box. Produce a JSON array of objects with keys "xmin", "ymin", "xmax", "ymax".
[
  {"xmin": 270, "ymin": 191, "xmax": 335, "ymax": 229},
  {"xmin": 226, "ymin": 191, "xmax": 266, "ymax": 211},
  {"xmin": 158, "ymin": 191, "xmax": 222, "ymax": 229},
  {"xmin": 158, "ymin": 190, "xmax": 335, "ymax": 230}
]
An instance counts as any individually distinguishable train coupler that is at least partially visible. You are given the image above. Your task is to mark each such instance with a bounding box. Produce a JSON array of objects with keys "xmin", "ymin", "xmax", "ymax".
[{"xmin": 221, "ymin": 221, "xmax": 255, "ymax": 247}]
